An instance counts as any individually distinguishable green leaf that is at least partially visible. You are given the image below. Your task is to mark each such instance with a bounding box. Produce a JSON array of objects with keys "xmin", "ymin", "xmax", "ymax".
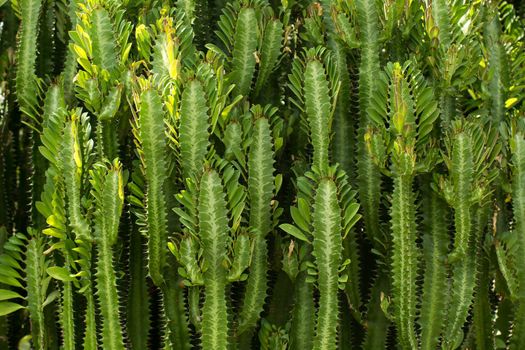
[
  {"xmin": 0, "ymin": 289, "xmax": 24, "ymax": 301},
  {"xmin": 291, "ymin": 206, "xmax": 310, "ymax": 233},
  {"xmin": 0, "ymin": 255, "xmax": 22, "ymax": 270},
  {"xmin": 0, "ymin": 275, "xmax": 23, "ymax": 288},
  {"xmin": 0, "ymin": 301, "xmax": 25, "ymax": 316},
  {"xmin": 0, "ymin": 264, "xmax": 22, "ymax": 279},
  {"xmin": 46, "ymin": 266, "xmax": 74, "ymax": 282},
  {"xmin": 42, "ymin": 290, "xmax": 59, "ymax": 308},
  {"xmin": 280, "ymin": 224, "xmax": 310, "ymax": 243}
]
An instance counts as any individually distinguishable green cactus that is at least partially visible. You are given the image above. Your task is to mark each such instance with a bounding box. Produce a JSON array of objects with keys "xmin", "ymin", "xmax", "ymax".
[{"xmin": 1, "ymin": 0, "xmax": 525, "ymax": 349}]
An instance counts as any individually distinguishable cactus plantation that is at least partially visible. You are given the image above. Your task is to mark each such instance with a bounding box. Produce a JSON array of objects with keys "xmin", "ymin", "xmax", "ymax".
[{"xmin": 1, "ymin": 0, "xmax": 525, "ymax": 349}]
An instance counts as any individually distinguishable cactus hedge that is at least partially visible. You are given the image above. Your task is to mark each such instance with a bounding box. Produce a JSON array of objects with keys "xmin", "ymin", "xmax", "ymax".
[{"xmin": 1, "ymin": 0, "xmax": 525, "ymax": 349}]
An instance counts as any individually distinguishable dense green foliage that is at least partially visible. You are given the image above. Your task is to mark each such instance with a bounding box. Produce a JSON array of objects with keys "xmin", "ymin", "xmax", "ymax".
[{"xmin": 1, "ymin": 0, "xmax": 525, "ymax": 349}]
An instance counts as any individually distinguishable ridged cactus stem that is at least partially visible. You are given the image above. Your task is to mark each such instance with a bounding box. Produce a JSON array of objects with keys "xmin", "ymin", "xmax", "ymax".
[
  {"xmin": 443, "ymin": 131, "xmax": 476, "ymax": 350},
  {"xmin": 391, "ymin": 173, "xmax": 419, "ymax": 350},
  {"xmin": 162, "ymin": 270, "xmax": 191, "ymax": 349},
  {"xmin": 355, "ymin": 0, "xmax": 382, "ymax": 244},
  {"xmin": 420, "ymin": 187, "xmax": 449, "ymax": 350},
  {"xmin": 362, "ymin": 275, "xmax": 390, "ymax": 350},
  {"xmin": 510, "ymin": 133, "xmax": 525, "ymax": 348},
  {"xmin": 199, "ymin": 169, "xmax": 229, "ymax": 350},
  {"xmin": 484, "ymin": 5, "xmax": 508, "ymax": 125},
  {"xmin": 290, "ymin": 272, "xmax": 315, "ymax": 350},
  {"xmin": 127, "ymin": 226, "xmax": 151, "ymax": 350},
  {"xmin": 60, "ymin": 272, "xmax": 75, "ymax": 349},
  {"xmin": 95, "ymin": 235, "xmax": 125, "ymax": 350},
  {"xmin": 238, "ymin": 117, "xmax": 275, "ymax": 335},
  {"xmin": 83, "ymin": 289, "xmax": 97, "ymax": 350},
  {"xmin": 312, "ymin": 178, "xmax": 343, "ymax": 350},
  {"xmin": 25, "ymin": 239, "xmax": 47, "ymax": 350},
  {"xmin": 92, "ymin": 162, "xmax": 125, "ymax": 350},
  {"xmin": 137, "ymin": 89, "xmax": 169, "ymax": 287}
]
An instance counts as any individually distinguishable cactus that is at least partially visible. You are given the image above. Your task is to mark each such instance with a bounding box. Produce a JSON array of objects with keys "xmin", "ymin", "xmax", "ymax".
[{"xmin": 1, "ymin": 0, "xmax": 525, "ymax": 349}]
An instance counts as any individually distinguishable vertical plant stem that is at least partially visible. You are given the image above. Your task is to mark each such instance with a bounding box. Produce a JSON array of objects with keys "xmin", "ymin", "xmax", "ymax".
[
  {"xmin": 312, "ymin": 179, "xmax": 342, "ymax": 350},
  {"xmin": 391, "ymin": 174, "xmax": 418, "ymax": 350}
]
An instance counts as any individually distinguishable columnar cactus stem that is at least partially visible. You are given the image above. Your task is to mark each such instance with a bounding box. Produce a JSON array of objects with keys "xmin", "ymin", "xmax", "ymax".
[
  {"xmin": 312, "ymin": 178, "xmax": 342, "ymax": 350},
  {"xmin": 92, "ymin": 161, "xmax": 126, "ymax": 350},
  {"xmin": 137, "ymin": 89, "xmax": 169, "ymax": 287},
  {"xmin": 510, "ymin": 132, "xmax": 525, "ymax": 349},
  {"xmin": 199, "ymin": 169, "xmax": 230, "ymax": 350},
  {"xmin": 238, "ymin": 117, "xmax": 275, "ymax": 335},
  {"xmin": 391, "ymin": 172, "xmax": 419, "ymax": 350},
  {"xmin": 420, "ymin": 187, "xmax": 449, "ymax": 350}
]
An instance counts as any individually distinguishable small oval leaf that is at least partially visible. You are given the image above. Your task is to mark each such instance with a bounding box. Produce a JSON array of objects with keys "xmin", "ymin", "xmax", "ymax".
[
  {"xmin": 279, "ymin": 224, "xmax": 310, "ymax": 243},
  {"xmin": 46, "ymin": 267, "xmax": 74, "ymax": 281}
]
